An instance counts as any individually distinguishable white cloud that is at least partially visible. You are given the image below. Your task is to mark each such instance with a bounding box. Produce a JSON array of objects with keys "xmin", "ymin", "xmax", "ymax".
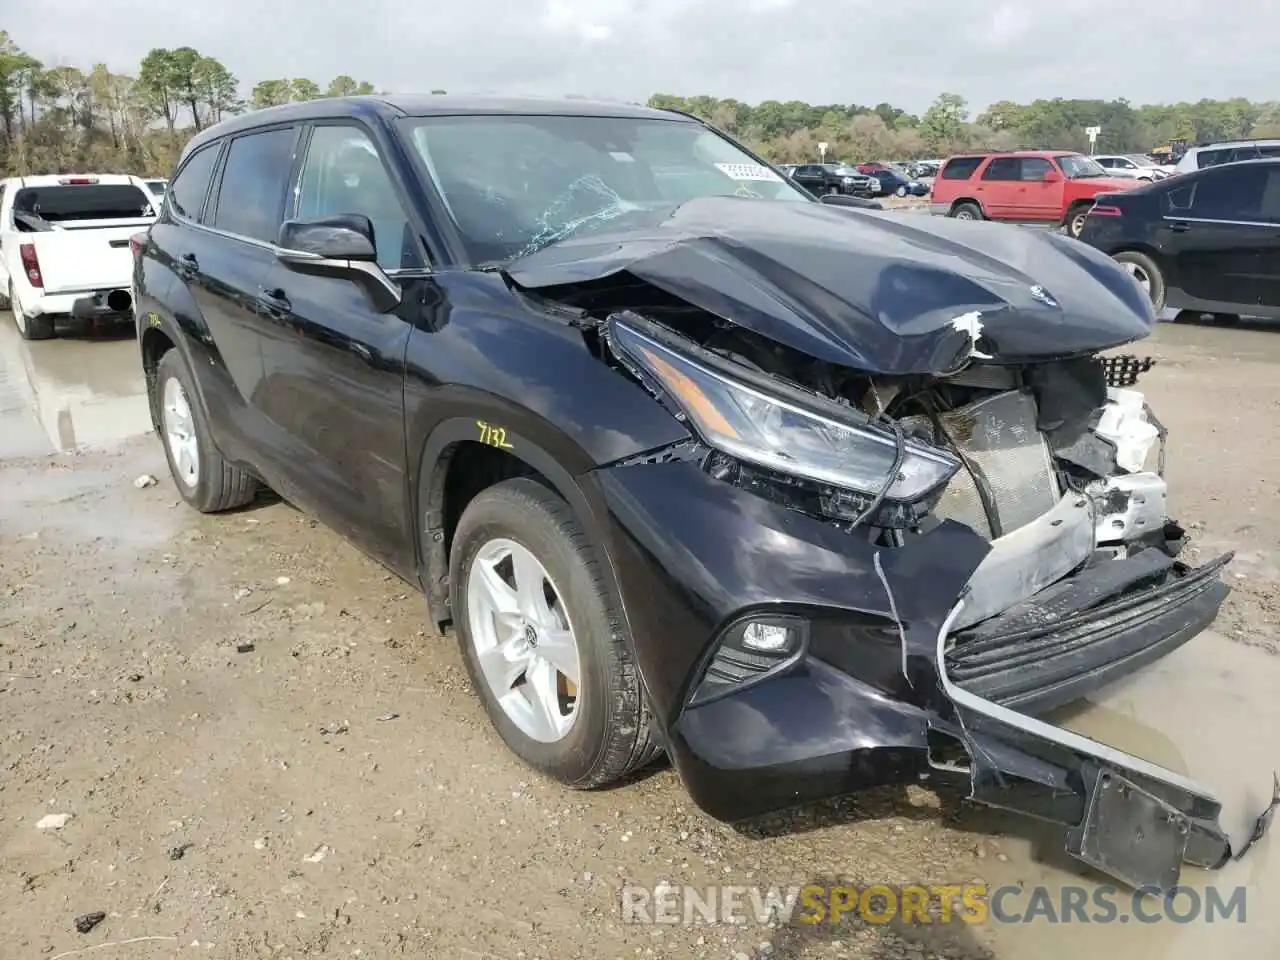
[{"xmin": 4, "ymin": 0, "xmax": 1272, "ymax": 114}]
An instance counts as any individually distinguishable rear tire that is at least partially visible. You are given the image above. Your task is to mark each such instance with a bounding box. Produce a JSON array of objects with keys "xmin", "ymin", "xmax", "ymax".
[
  {"xmin": 895, "ymin": 185, "xmax": 908, "ymax": 198},
  {"xmin": 950, "ymin": 201, "xmax": 983, "ymax": 221},
  {"xmin": 11, "ymin": 283, "xmax": 55, "ymax": 341},
  {"xmin": 451, "ymin": 478, "xmax": 661, "ymax": 789},
  {"xmin": 1113, "ymin": 251, "xmax": 1166, "ymax": 311},
  {"xmin": 155, "ymin": 349, "xmax": 258, "ymax": 512}
]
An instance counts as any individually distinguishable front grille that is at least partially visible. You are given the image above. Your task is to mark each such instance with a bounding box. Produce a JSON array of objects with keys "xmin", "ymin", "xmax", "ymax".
[{"xmin": 911, "ymin": 390, "xmax": 1061, "ymax": 538}]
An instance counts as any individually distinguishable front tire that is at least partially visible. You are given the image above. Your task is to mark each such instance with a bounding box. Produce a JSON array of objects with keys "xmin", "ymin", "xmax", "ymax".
[
  {"xmin": 1065, "ymin": 204, "xmax": 1092, "ymax": 237},
  {"xmin": 451, "ymin": 478, "xmax": 660, "ymax": 789},
  {"xmin": 1113, "ymin": 251, "xmax": 1166, "ymax": 311},
  {"xmin": 11, "ymin": 283, "xmax": 54, "ymax": 341},
  {"xmin": 895, "ymin": 185, "xmax": 907, "ymax": 198},
  {"xmin": 154, "ymin": 349, "xmax": 258, "ymax": 512}
]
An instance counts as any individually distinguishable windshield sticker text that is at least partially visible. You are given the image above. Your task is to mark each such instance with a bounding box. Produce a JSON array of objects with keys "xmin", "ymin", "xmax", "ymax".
[{"xmin": 714, "ymin": 163, "xmax": 783, "ymax": 182}]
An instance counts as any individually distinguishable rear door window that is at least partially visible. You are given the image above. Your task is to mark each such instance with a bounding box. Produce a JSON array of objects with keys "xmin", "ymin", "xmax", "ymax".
[
  {"xmin": 1196, "ymin": 149, "xmax": 1231, "ymax": 169},
  {"xmin": 1190, "ymin": 165, "xmax": 1267, "ymax": 220},
  {"xmin": 168, "ymin": 143, "xmax": 221, "ymax": 221},
  {"xmin": 942, "ymin": 156, "xmax": 983, "ymax": 180},
  {"xmin": 981, "ymin": 157, "xmax": 1020, "ymax": 180},
  {"xmin": 210, "ymin": 127, "xmax": 298, "ymax": 244}
]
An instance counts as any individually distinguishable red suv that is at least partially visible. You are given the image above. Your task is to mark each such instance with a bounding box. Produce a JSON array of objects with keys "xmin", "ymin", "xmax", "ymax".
[{"xmin": 929, "ymin": 151, "xmax": 1138, "ymax": 237}]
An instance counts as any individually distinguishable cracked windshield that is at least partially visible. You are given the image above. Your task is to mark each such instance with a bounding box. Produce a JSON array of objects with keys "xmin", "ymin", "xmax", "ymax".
[{"xmin": 406, "ymin": 115, "xmax": 811, "ymax": 261}]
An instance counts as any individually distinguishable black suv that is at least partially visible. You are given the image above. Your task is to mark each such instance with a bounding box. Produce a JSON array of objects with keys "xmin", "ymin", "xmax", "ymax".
[
  {"xmin": 788, "ymin": 162, "xmax": 877, "ymax": 198},
  {"xmin": 132, "ymin": 96, "xmax": 1264, "ymax": 890},
  {"xmin": 1078, "ymin": 158, "xmax": 1280, "ymax": 322}
]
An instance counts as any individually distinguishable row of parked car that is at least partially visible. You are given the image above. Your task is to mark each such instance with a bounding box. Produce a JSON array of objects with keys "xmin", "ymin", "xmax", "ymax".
[
  {"xmin": 778, "ymin": 162, "xmax": 930, "ymax": 199},
  {"xmin": 928, "ymin": 141, "xmax": 1280, "ymax": 322}
]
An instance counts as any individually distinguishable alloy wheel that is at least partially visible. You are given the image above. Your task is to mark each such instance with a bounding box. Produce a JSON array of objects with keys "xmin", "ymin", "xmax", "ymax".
[
  {"xmin": 1122, "ymin": 261, "xmax": 1152, "ymax": 297},
  {"xmin": 466, "ymin": 538, "xmax": 582, "ymax": 743},
  {"xmin": 162, "ymin": 376, "xmax": 200, "ymax": 488}
]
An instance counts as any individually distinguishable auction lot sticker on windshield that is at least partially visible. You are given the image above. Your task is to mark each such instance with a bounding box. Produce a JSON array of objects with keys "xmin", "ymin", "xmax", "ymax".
[{"xmin": 715, "ymin": 162, "xmax": 783, "ymax": 182}]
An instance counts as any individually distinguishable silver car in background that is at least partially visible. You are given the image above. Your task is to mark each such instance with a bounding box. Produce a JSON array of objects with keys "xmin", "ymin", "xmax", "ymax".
[{"xmin": 1093, "ymin": 154, "xmax": 1173, "ymax": 181}]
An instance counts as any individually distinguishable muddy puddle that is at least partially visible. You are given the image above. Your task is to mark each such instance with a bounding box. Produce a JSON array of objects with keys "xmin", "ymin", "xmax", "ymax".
[
  {"xmin": 0, "ymin": 314, "xmax": 150, "ymax": 455},
  {"xmin": 971, "ymin": 631, "xmax": 1279, "ymax": 958}
]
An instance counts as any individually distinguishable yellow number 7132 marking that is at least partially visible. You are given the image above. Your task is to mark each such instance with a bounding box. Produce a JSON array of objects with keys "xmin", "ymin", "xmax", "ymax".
[{"xmin": 476, "ymin": 420, "xmax": 514, "ymax": 449}]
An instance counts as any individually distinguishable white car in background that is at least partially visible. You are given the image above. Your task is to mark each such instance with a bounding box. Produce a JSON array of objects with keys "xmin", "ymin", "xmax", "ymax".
[
  {"xmin": 0, "ymin": 173, "xmax": 157, "ymax": 340},
  {"xmin": 1093, "ymin": 154, "xmax": 1173, "ymax": 181},
  {"xmin": 1173, "ymin": 138, "xmax": 1280, "ymax": 174}
]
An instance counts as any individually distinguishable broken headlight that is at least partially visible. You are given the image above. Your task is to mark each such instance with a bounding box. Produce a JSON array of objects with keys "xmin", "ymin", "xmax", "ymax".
[{"xmin": 609, "ymin": 315, "xmax": 960, "ymax": 522}]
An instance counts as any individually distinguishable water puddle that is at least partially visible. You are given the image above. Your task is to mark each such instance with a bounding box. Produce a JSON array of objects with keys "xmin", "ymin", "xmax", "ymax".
[
  {"xmin": 981, "ymin": 631, "xmax": 1278, "ymax": 958},
  {"xmin": 0, "ymin": 315, "xmax": 151, "ymax": 455}
]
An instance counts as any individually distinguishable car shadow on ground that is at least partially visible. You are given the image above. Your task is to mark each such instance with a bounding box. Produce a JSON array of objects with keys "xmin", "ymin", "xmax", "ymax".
[
  {"xmin": 1169, "ymin": 311, "xmax": 1280, "ymax": 332},
  {"xmin": 42, "ymin": 318, "xmax": 137, "ymax": 341}
]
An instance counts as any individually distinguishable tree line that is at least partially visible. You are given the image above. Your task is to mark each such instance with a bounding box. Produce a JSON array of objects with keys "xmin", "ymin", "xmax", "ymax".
[
  {"xmin": 3, "ymin": 28, "xmax": 1280, "ymax": 179},
  {"xmin": 0, "ymin": 31, "xmax": 379, "ymax": 176},
  {"xmin": 649, "ymin": 92, "xmax": 1280, "ymax": 163}
]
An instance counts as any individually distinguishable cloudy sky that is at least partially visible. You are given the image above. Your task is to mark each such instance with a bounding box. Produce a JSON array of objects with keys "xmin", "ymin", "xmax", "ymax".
[{"xmin": 8, "ymin": 0, "xmax": 1272, "ymax": 114}]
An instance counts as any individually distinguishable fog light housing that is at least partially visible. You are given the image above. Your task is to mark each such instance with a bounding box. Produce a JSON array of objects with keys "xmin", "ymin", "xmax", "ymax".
[{"xmin": 687, "ymin": 614, "xmax": 808, "ymax": 707}]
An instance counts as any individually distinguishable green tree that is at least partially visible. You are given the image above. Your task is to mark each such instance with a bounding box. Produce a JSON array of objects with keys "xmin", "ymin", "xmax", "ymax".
[
  {"xmin": 251, "ymin": 78, "xmax": 291, "ymax": 109},
  {"xmin": 196, "ymin": 57, "xmax": 239, "ymax": 123},
  {"xmin": 138, "ymin": 48, "xmax": 178, "ymax": 133},
  {"xmin": 291, "ymin": 78, "xmax": 321, "ymax": 101},
  {"xmin": 0, "ymin": 31, "xmax": 40, "ymax": 141},
  {"xmin": 919, "ymin": 92, "xmax": 968, "ymax": 150}
]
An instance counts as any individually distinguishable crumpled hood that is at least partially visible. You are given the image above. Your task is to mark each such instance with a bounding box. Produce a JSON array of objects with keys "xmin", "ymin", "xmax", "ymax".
[{"xmin": 505, "ymin": 196, "xmax": 1156, "ymax": 375}]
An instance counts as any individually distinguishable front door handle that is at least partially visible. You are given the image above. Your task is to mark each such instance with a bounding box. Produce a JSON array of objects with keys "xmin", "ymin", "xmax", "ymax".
[
  {"xmin": 1170, "ymin": 221, "xmax": 1191, "ymax": 233},
  {"xmin": 258, "ymin": 286, "xmax": 292, "ymax": 315}
]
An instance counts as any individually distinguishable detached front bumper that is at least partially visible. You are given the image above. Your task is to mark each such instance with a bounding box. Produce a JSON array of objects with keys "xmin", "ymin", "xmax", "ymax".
[{"xmin": 594, "ymin": 456, "xmax": 1271, "ymax": 891}]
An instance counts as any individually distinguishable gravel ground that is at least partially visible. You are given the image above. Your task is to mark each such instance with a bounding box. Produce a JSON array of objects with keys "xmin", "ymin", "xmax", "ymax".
[{"xmin": 1, "ymin": 314, "xmax": 1277, "ymax": 959}]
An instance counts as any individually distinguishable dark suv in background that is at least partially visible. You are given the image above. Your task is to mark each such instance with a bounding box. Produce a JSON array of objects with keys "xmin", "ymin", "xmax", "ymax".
[
  {"xmin": 129, "ymin": 95, "xmax": 1263, "ymax": 893},
  {"xmin": 788, "ymin": 162, "xmax": 876, "ymax": 197}
]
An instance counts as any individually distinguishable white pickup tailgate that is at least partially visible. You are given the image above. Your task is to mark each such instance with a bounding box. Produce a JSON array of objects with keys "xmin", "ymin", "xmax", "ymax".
[{"xmin": 29, "ymin": 219, "xmax": 153, "ymax": 295}]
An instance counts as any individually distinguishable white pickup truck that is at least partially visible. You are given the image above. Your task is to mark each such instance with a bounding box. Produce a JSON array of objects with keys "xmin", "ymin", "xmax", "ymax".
[{"xmin": 0, "ymin": 173, "xmax": 158, "ymax": 340}]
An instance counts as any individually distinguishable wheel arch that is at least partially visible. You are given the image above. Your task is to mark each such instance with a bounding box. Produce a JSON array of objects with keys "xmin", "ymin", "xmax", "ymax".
[
  {"xmin": 139, "ymin": 323, "xmax": 178, "ymax": 431},
  {"xmin": 950, "ymin": 197, "xmax": 985, "ymax": 216},
  {"xmin": 414, "ymin": 415, "xmax": 629, "ymax": 636}
]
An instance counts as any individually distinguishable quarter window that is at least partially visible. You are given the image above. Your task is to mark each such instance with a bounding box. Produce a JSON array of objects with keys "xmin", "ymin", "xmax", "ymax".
[
  {"xmin": 210, "ymin": 127, "xmax": 297, "ymax": 243},
  {"xmin": 168, "ymin": 143, "xmax": 220, "ymax": 221},
  {"xmin": 942, "ymin": 156, "xmax": 983, "ymax": 180},
  {"xmin": 295, "ymin": 125, "xmax": 421, "ymax": 270}
]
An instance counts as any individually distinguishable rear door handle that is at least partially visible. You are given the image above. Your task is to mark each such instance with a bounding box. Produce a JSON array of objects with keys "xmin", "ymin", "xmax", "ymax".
[{"xmin": 1170, "ymin": 221, "xmax": 1191, "ymax": 232}]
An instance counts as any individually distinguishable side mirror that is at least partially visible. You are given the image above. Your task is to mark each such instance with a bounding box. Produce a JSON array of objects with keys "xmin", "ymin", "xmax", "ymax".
[
  {"xmin": 819, "ymin": 193, "xmax": 884, "ymax": 211},
  {"xmin": 1042, "ymin": 168, "xmax": 1064, "ymax": 183},
  {"xmin": 279, "ymin": 214, "xmax": 377, "ymax": 261},
  {"xmin": 276, "ymin": 215, "xmax": 401, "ymax": 313}
]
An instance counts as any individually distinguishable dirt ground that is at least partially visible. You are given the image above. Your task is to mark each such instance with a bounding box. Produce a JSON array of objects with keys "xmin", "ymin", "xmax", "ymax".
[{"xmin": 1, "ymin": 311, "xmax": 1277, "ymax": 960}]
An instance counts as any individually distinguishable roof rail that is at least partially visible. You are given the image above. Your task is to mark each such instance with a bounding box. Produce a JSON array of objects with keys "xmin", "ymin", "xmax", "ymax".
[{"xmin": 1193, "ymin": 137, "xmax": 1268, "ymax": 148}]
